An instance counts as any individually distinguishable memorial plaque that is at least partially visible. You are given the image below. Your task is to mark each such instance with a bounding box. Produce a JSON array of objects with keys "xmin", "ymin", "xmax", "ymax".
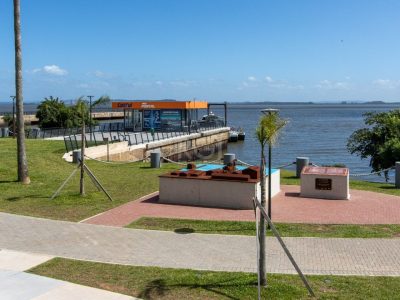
[{"xmin": 315, "ymin": 178, "xmax": 332, "ymax": 190}]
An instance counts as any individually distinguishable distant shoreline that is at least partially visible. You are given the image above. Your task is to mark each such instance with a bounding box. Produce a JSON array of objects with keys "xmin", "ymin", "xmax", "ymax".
[{"xmin": 0, "ymin": 100, "xmax": 399, "ymax": 115}]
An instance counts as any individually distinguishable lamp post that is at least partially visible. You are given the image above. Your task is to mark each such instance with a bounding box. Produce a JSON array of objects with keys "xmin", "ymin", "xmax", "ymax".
[
  {"xmin": 261, "ymin": 108, "xmax": 279, "ymax": 228},
  {"xmin": 87, "ymin": 95, "xmax": 94, "ymax": 141},
  {"xmin": 10, "ymin": 96, "xmax": 16, "ymax": 138}
]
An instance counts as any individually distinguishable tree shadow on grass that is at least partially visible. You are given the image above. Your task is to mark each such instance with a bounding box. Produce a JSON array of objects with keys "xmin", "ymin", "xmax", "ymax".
[
  {"xmin": 377, "ymin": 185, "xmax": 398, "ymax": 190},
  {"xmin": 173, "ymin": 227, "xmax": 254, "ymax": 235},
  {"xmin": 0, "ymin": 180, "xmax": 18, "ymax": 184},
  {"xmin": 138, "ymin": 278, "xmax": 254, "ymax": 300},
  {"xmin": 174, "ymin": 227, "xmax": 195, "ymax": 234},
  {"xmin": 5, "ymin": 195, "xmax": 46, "ymax": 202},
  {"xmin": 284, "ymin": 176, "xmax": 298, "ymax": 180}
]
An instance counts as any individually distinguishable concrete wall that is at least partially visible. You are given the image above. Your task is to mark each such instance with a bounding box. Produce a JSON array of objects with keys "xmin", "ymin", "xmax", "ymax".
[
  {"xmin": 160, "ymin": 177, "xmax": 258, "ymax": 209},
  {"xmin": 159, "ymin": 169, "xmax": 280, "ymax": 209},
  {"xmin": 63, "ymin": 128, "xmax": 230, "ymax": 163},
  {"xmin": 300, "ymin": 174, "xmax": 349, "ymax": 200},
  {"xmin": 145, "ymin": 128, "xmax": 229, "ymax": 161}
]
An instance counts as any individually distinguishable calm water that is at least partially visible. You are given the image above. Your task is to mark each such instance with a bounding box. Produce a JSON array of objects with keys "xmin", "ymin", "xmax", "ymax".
[
  {"xmin": 1, "ymin": 102, "xmax": 398, "ymax": 182},
  {"xmin": 209, "ymin": 104, "xmax": 399, "ymax": 182}
]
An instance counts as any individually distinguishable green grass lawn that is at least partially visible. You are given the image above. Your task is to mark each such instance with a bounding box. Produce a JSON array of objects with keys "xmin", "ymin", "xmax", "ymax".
[
  {"xmin": 28, "ymin": 257, "xmax": 400, "ymax": 300},
  {"xmin": 1, "ymin": 138, "xmax": 399, "ymax": 222},
  {"xmin": 127, "ymin": 217, "xmax": 400, "ymax": 238},
  {"xmin": 0, "ymin": 138, "xmax": 178, "ymax": 221}
]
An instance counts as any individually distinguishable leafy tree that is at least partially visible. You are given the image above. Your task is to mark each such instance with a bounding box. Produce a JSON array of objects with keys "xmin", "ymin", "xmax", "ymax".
[
  {"xmin": 255, "ymin": 112, "xmax": 288, "ymax": 286},
  {"xmin": 347, "ymin": 109, "xmax": 400, "ymax": 181},
  {"xmin": 2, "ymin": 114, "xmax": 13, "ymax": 128},
  {"xmin": 36, "ymin": 96, "xmax": 71, "ymax": 128},
  {"xmin": 36, "ymin": 95, "xmax": 110, "ymax": 128},
  {"xmin": 71, "ymin": 95, "xmax": 111, "ymax": 127}
]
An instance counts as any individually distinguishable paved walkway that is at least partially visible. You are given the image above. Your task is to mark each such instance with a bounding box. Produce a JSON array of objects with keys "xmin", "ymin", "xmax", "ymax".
[
  {"xmin": 1, "ymin": 212, "xmax": 400, "ymax": 276},
  {"xmin": 0, "ymin": 249, "xmax": 137, "ymax": 300},
  {"xmin": 83, "ymin": 185, "xmax": 400, "ymax": 227}
]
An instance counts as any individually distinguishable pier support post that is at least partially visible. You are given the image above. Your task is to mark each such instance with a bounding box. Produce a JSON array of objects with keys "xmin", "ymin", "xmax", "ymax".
[
  {"xmin": 296, "ymin": 157, "xmax": 309, "ymax": 178},
  {"xmin": 395, "ymin": 162, "xmax": 400, "ymax": 188}
]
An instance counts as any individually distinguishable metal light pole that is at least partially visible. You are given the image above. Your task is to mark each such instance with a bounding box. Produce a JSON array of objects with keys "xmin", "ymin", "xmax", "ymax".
[
  {"xmin": 261, "ymin": 108, "xmax": 279, "ymax": 228},
  {"xmin": 10, "ymin": 96, "xmax": 16, "ymax": 138},
  {"xmin": 87, "ymin": 95, "xmax": 94, "ymax": 141}
]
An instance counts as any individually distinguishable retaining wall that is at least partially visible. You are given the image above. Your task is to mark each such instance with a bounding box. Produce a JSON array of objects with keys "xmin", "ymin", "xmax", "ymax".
[{"xmin": 63, "ymin": 127, "xmax": 230, "ymax": 162}]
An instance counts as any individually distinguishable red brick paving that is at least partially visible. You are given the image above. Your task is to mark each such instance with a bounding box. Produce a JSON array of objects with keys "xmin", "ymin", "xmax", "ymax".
[{"xmin": 82, "ymin": 185, "xmax": 400, "ymax": 226}]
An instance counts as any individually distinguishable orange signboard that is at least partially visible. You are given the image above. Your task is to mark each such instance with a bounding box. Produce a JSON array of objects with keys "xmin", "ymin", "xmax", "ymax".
[{"xmin": 112, "ymin": 101, "xmax": 208, "ymax": 110}]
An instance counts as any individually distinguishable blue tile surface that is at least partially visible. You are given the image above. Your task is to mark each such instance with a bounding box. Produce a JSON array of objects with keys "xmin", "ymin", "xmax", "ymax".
[{"xmin": 181, "ymin": 164, "xmax": 278, "ymax": 175}]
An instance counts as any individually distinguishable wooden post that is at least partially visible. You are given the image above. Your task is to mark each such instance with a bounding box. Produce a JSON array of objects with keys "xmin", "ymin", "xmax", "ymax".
[{"xmin": 80, "ymin": 121, "xmax": 85, "ymax": 195}]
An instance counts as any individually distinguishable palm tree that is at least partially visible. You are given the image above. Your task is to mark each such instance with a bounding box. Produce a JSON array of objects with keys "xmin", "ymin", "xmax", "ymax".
[
  {"xmin": 73, "ymin": 96, "xmax": 110, "ymax": 195},
  {"xmin": 13, "ymin": 0, "xmax": 30, "ymax": 184},
  {"xmin": 255, "ymin": 111, "xmax": 287, "ymax": 286},
  {"xmin": 74, "ymin": 95, "xmax": 111, "ymax": 125}
]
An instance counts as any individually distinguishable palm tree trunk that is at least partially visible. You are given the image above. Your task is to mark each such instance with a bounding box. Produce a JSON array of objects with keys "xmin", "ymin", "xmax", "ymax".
[
  {"xmin": 259, "ymin": 144, "xmax": 267, "ymax": 286},
  {"xmin": 13, "ymin": 0, "xmax": 30, "ymax": 184}
]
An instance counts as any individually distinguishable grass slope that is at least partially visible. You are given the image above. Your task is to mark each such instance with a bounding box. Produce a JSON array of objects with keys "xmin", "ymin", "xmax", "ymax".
[
  {"xmin": 0, "ymin": 138, "xmax": 177, "ymax": 221},
  {"xmin": 127, "ymin": 217, "xmax": 400, "ymax": 238},
  {"xmin": 29, "ymin": 257, "xmax": 400, "ymax": 300}
]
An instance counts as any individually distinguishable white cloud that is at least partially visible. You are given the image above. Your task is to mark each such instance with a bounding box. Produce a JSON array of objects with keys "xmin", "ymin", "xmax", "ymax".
[
  {"xmin": 265, "ymin": 76, "xmax": 273, "ymax": 83},
  {"xmin": 42, "ymin": 65, "xmax": 68, "ymax": 76},
  {"xmin": 239, "ymin": 75, "xmax": 303, "ymax": 90},
  {"xmin": 77, "ymin": 83, "xmax": 89, "ymax": 88},
  {"xmin": 169, "ymin": 80, "xmax": 197, "ymax": 87},
  {"xmin": 155, "ymin": 80, "xmax": 163, "ymax": 86},
  {"xmin": 93, "ymin": 70, "xmax": 106, "ymax": 78},
  {"xmin": 373, "ymin": 79, "xmax": 400, "ymax": 89},
  {"xmin": 31, "ymin": 65, "xmax": 68, "ymax": 76},
  {"xmin": 316, "ymin": 80, "xmax": 349, "ymax": 90},
  {"xmin": 88, "ymin": 70, "xmax": 115, "ymax": 79}
]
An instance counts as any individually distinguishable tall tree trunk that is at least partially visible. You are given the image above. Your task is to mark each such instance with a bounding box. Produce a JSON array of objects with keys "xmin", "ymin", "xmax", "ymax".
[
  {"xmin": 13, "ymin": 0, "xmax": 30, "ymax": 184},
  {"xmin": 259, "ymin": 144, "xmax": 267, "ymax": 286}
]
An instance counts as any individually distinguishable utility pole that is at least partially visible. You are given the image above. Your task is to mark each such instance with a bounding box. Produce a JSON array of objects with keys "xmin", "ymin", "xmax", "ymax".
[
  {"xmin": 87, "ymin": 95, "xmax": 94, "ymax": 141},
  {"xmin": 10, "ymin": 96, "xmax": 16, "ymax": 138}
]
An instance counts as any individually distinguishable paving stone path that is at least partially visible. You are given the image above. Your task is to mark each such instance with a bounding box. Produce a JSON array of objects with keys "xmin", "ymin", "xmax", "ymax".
[
  {"xmin": 83, "ymin": 185, "xmax": 400, "ymax": 227},
  {"xmin": 1, "ymin": 212, "xmax": 400, "ymax": 276}
]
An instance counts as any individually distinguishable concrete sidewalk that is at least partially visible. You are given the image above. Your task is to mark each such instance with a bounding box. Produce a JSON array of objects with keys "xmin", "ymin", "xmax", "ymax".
[
  {"xmin": 0, "ymin": 249, "xmax": 137, "ymax": 300},
  {"xmin": 1, "ymin": 212, "xmax": 400, "ymax": 276}
]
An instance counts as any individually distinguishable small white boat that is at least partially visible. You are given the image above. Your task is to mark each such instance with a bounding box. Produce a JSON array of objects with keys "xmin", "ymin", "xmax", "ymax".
[
  {"xmin": 238, "ymin": 127, "xmax": 245, "ymax": 141},
  {"xmin": 198, "ymin": 112, "xmax": 225, "ymax": 126},
  {"xmin": 229, "ymin": 129, "xmax": 239, "ymax": 142}
]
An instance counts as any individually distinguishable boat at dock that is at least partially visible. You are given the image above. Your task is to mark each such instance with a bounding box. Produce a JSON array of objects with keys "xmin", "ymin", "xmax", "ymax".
[
  {"xmin": 238, "ymin": 127, "xmax": 245, "ymax": 141},
  {"xmin": 198, "ymin": 112, "xmax": 245, "ymax": 143},
  {"xmin": 228, "ymin": 129, "xmax": 239, "ymax": 142},
  {"xmin": 198, "ymin": 112, "xmax": 225, "ymax": 127}
]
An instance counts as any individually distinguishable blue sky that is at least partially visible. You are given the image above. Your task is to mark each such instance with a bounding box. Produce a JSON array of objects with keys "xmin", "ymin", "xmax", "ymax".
[{"xmin": 1, "ymin": 0, "xmax": 400, "ymax": 102}]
